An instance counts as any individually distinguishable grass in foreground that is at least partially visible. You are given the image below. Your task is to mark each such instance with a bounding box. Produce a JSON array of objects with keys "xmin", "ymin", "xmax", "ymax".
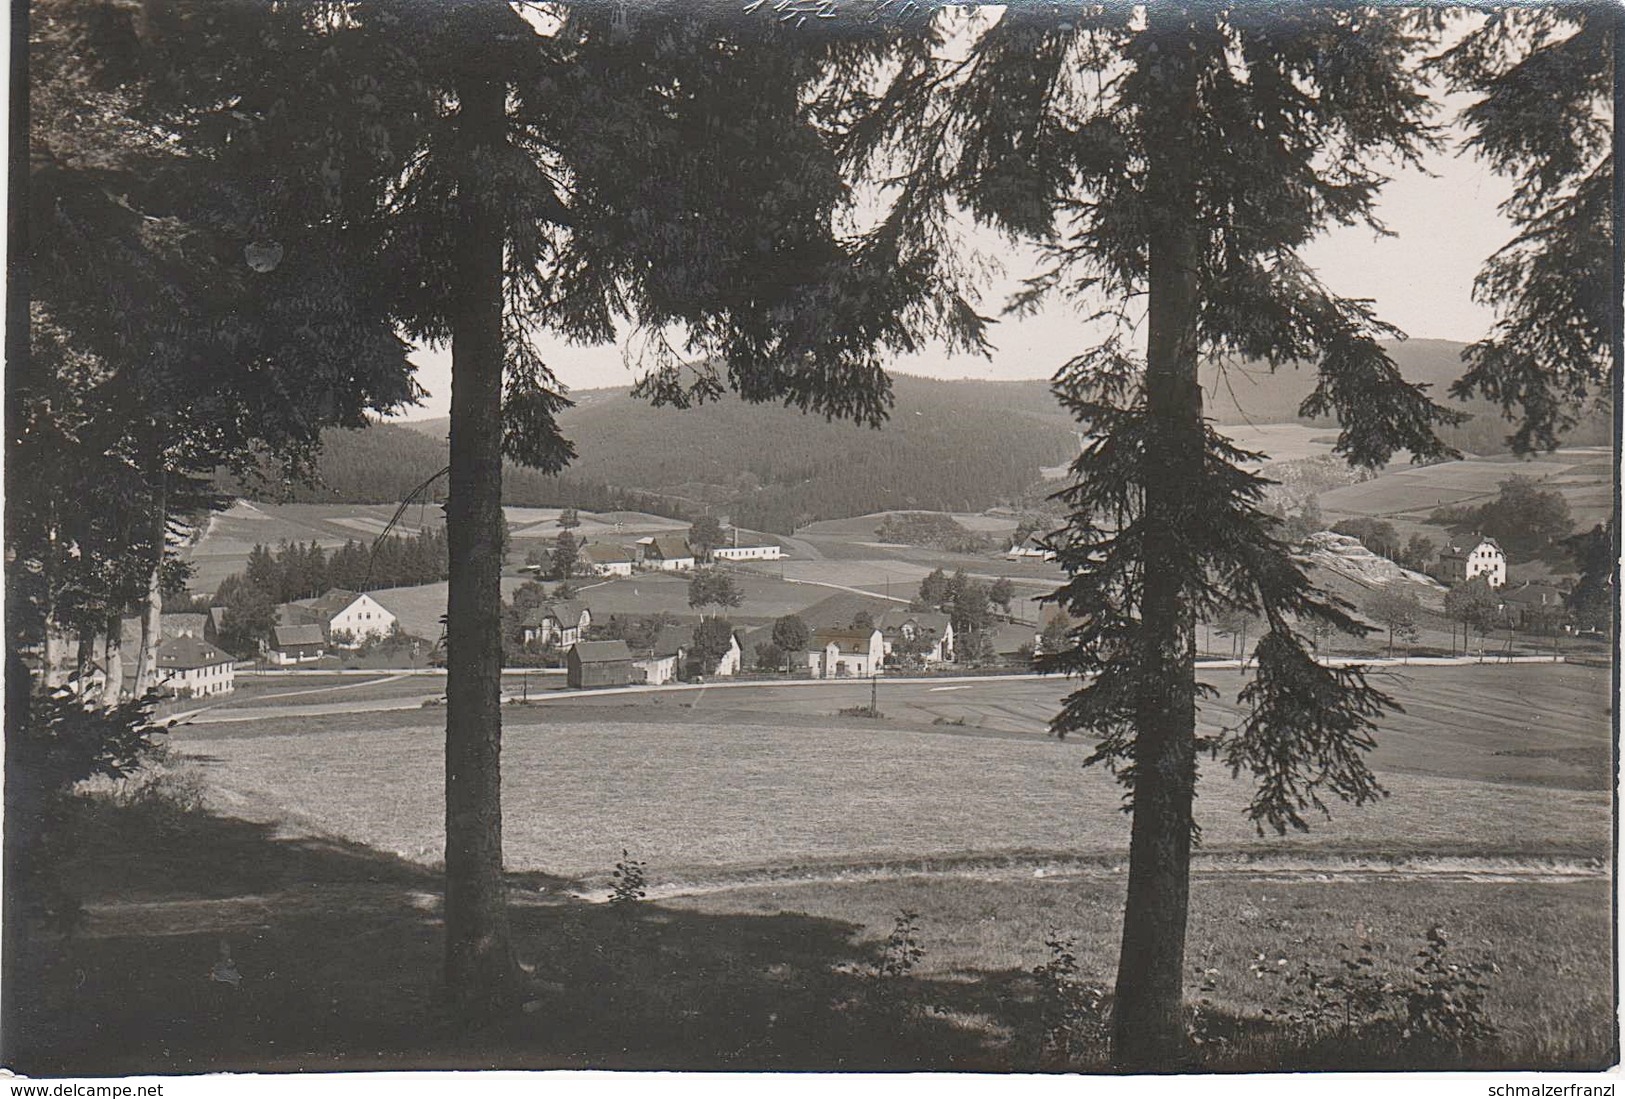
[{"xmin": 5, "ymin": 787, "xmax": 1612, "ymax": 1076}]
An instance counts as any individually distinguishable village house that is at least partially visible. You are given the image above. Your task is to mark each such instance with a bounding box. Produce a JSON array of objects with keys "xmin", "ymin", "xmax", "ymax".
[
  {"xmin": 632, "ymin": 625, "xmax": 689, "ymax": 686},
  {"xmin": 1006, "ymin": 534, "xmax": 1057, "ymax": 561},
  {"xmin": 204, "ymin": 606, "xmax": 229, "ymax": 647},
  {"xmin": 1436, "ymin": 536, "xmax": 1506, "ymax": 589},
  {"xmin": 151, "ymin": 636, "xmax": 237, "ymax": 698},
  {"xmin": 712, "ymin": 543, "xmax": 785, "ymax": 562},
  {"xmin": 1498, "ymin": 581, "xmax": 1568, "ymax": 629},
  {"xmin": 521, "ymin": 601, "xmax": 592, "ymax": 648},
  {"xmin": 639, "ymin": 536, "xmax": 696, "ymax": 572},
  {"xmin": 578, "ymin": 543, "xmax": 636, "ymax": 577},
  {"xmin": 567, "ymin": 639, "xmax": 634, "ymax": 689},
  {"xmin": 691, "ymin": 628, "xmax": 743, "ymax": 678},
  {"xmin": 279, "ymin": 589, "xmax": 398, "ymax": 647},
  {"xmin": 268, "ymin": 624, "xmax": 326, "ymax": 665},
  {"xmin": 806, "ymin": 627, "xmax": 885, "ymax": 679},
  {"xmin": 878, "ymin": 609, "xmax": 956, "ymax": 665}
]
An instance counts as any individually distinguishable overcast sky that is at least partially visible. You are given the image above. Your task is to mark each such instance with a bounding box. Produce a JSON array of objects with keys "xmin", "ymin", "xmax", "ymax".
[{"xmin": 396, "ymin": 100, "xmax": 1514, "ymax": 421}]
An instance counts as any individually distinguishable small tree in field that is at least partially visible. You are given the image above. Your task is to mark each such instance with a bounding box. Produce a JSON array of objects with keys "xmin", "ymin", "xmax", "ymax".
[
  {"xmin": 552, "ymin": 531, "xmax": 579, "ymax": 581},
  {"xmin": 688, "ymin": 569, "xmax": 744, "ymax": 619},
  {"xmin": 688, "ymin": 618, "xmax": 736, "ymax": 679},
  {"xmin": 557, "ymin": 508, "xmax": 580, "ymax": 532},
  {"xmin": 1444, "ymin": 576, "xmax": 1502, "ymax": 656},
  {"xmin": 688, "ymin": 516, "xmax": 726, "ymax": 563},
  {"xmin": 1366, "ymin": 586, "xmax": 1423, "ymax": 659}
]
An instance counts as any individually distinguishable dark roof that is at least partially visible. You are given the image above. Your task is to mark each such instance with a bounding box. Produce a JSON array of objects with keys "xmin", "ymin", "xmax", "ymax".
[
  {"xmin": 879, "ymin": 609, "xmax": 951, "ymax": 635},
  {"xmin": 812, "ymin": 627, "xmax": 881, "ymax": 654},
  {"xmin": 1500, "ymin": 582, "xmax": 1563, "ymax": 605},
  {"xmin": 650, "ymin": 537, "xmax": 693, "ymax": 560},
  {"xmin": 1441, "ymin": 536, "xmax": 1504, "ymax": 559},
  {"xmin": 570, "ymin": 639, "xmax": 632, "ymax": 663},
  {"xmin": 272, "ymin": 624, "xmax": 326, "ymax": 648},
  {"xmin": 581, "ymin": 543, "xmax": 634, "ymax": 563},
  {"xmin": 158, "ymin": 636, "xmax": 234, "ymax": 670},
  {"xmin": 295, "ymin": 588, "xmax": 365, "ymax": 618},
  {"xmin": 522, "ymin": 600, "xmax": 589, "ymax": 628},
  {"xmin": 208, "ymin": 606, "xmax": 229, "ymax": 629},
  {"xmin": 162, "ymin": 613, "xmax": 207, "ymax": 638}
]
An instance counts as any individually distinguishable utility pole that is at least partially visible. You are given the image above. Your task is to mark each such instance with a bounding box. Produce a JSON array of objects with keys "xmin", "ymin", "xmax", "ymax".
[{"xmin": 870, "ymin": 667, "xmax": 878, "ymax": 716}]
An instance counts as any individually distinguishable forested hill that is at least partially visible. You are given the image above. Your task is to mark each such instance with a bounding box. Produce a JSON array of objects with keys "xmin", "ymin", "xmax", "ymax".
[
  {"xmin": 224, "ymin": 342, "xmax": 1608, "ymax": 533},
  {"xmin": 401, "ymin": 373, "xmax": 1081, "ymax": 532}
]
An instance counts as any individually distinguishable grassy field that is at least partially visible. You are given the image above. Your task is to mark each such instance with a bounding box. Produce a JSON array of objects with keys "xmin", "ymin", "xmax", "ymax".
[
  {"xmin": 179, "ymin": 665, "xmax": 1611, "ymax": 880},
  {"xmin": 10, "ymin": 663, "xmax": 1612, "ymax": 1075},
  {"xmin": 1317, "ymin": 447, "xmax": 1614, "ymax": 529}
]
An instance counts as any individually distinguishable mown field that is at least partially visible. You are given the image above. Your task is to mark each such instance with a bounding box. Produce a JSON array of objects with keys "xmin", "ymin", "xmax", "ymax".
[
  {"xmin": 180, "ymin": 664, "xmax": 1611, "ymax": 880},
  {"xmin": 1317, "ymin": 447, "xmax": 1615, "ymax": 529}
]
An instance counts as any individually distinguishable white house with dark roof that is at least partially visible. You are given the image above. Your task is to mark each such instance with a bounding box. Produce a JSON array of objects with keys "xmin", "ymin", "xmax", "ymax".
[
  {"xmin": 1437, "ymin": 536, "xmax": 1506, "ymax": 589},
  {"xmin": 152, "ymin": 636, "xmax": 237, "ymax": 697},
  {"xmin": 521, "ymin": 601, "xmax": 592, "ymax": 648},
  {"xmin": 806, "ymin": 627, "xmax": 885, "ymax": 678},
  {"xmin": 639, "ymin": 537, "xmax": 696, "ymax": 572},
  {"xmin": 878, "ymin": 609, "xmax": 956, "ymax": 665},
  {"xmin": 579, "ymin": 543, "xmax": 635, "ymax": 577},
  {"xmin": 269, "ymin": 624, "xmax": 326, "ymax": 665},
  {"xmin": 1006, "ymin": 534, "xmax": 1057, "ymax": 561},
  {"xmin": 279, "ymin": 589, "xmax": 397, "ymax": 647}
]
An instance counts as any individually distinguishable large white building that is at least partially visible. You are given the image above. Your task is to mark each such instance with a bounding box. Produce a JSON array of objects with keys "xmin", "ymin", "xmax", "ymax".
[
  {"xmin": 280, "ymin": 589, "xmax": 398, "ymax": 647},
  {"xmin": 806, "ymin": 628, "xmax": 885, "ymax": 679},
  {"xmin": 713, "ymin": 544, "xmax": 784, "ymax": 562},
  {"xmin": 1437, "ymin": 536, "xmax": 1507, "ymax": 589},
  {"xmin": 155, "ymin": 636, "xmax": 237, "ymax": 698}
]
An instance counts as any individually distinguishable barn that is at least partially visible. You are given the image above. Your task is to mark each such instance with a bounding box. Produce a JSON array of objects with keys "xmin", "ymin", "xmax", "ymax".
[{"xmin": 566, "ymin": 640, "xmax": 634, "ymax": 689}]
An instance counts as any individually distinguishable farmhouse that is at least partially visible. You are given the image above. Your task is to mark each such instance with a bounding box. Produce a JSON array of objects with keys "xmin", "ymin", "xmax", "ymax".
[
  {"xmin": 640, "ymin": 536, "xmax": 696, "ymax": 572},
  {"xmin": 567, "ymin": 639, "xmax": 634, "ymax": 688},
  {"xmin": 1437, "ymin": 536, "xmax": 1506, "ymax": 589},
  {"xmin": 280, "ymin": 589, "xmax": 398, "ymax": 647},
  {"xmin": 521, "ymin": 601, "xmax": 592, "ymax": 648},
  {"xmin": 204, "ymin": 606, "xmax": 229, "ymax": 647},
  {"xmin": 691, "ymin": 629, "xmax": 743, "ymax": 678},
  {"xmin": 807, "ymin": 627, "xmax": 885, "ymax": 679},
  {"xmin": 713, "ymin": 543, "xmax": 784, "ymax": 562},
  {"xmin": 153, "ymin": 636, "xmax": 236, "ymax": 698},
  {"xmin": 878, "ymin": 609, "xmax": 955, "ymax": 665},
  {"xmin": 579, "ymin": 543, "xmax": 635, "ymax": 577},
  {"xmin": 1006, "ymin": 534, "xmax": 1056, "ymax": 561},
  {"xmin": 268, "ymin": 624, "xmax": 326, "ymax": 665},
  {"xmin": 632, "ymin": 625, "xmax": 688, "ymax": 686},
  {"xmin": 1499, "ymin": 581, "xmax": 1567, "ymax": 628}
]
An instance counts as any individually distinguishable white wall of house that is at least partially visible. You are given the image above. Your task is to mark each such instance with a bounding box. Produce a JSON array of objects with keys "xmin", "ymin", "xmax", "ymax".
[
  {"xmin": 268, "ymin": 647, "xmax": 322, "ymax": 666},
  {"xmin": 1467, "ymin": 545, "xmax": 1507, "ymax": 588},
  {"xmin": 329, "ymin": 593, "xmax": 397, "ymax": 646},
  {"xmin": 635, "ymin": 654, "xmax": 678, "ymax": 685},
  {"xmin": 713, "ymin": 545, "xmax": 783, "ymax": 561},
  {"xmin": 166, "ymin": 661, "xmax": 236, "ymax": 696}
]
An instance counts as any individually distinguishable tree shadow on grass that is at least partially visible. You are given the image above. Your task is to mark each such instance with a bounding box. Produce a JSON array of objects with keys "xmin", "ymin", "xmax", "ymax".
[{"xmin": 2, "ymin": 798, "xmax": 1020, "ymax": 1076}]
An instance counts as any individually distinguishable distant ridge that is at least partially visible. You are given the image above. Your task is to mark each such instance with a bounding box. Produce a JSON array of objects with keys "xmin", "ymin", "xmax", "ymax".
[{"xmin": 246, "ymin": 341, "xmax": 1606, "ymax": 533}]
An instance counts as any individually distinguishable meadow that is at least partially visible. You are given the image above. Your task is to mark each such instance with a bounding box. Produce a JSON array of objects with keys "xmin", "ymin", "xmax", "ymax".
[{"xmin": 180, "ymin": 664, "xmax": 1611, "ymax": 881}]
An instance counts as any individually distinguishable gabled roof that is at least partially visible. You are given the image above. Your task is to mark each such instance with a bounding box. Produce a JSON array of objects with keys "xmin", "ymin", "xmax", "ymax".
[
  {"xmin": 649, "ymin": 537, "xmax": 694, "ymax": 560},
  {"xmin": 812, "ymin": 627, "xmax": 882, "ymax": 655},
  {"xmin": 208, "ymin": 606, "xmax": 229, "ymax": 630},
  {"xmin": 521, "ymin": 600, "xmax": 588, "ymax": 628},
  {"xmin": 580, "ymin": 543, "xmax": 634, "ymax": 563},
  {"xmin": 1441, "ymin": 536, "xmax": 1504, "ymax": 559},
  {"xmin": 293, "ymin": 588, "xmax": 365, "ymax": 619},
  {"xmin": 158, "ymin": 636, "xmax": 234, "ymax": 670},
  {"xmin": 878, "ymin": 609, "xmax": 951, "ymax": 635},
  {"xmin": 272, "ymin": 624, "xmax": 326, "ymax": 648},
  {"xmin": 1499, "ymin": 581, "xmax": 1563, "ymax": 605},
  {"xmin": 570, "ymin": 639, "xmax": 632, "ymax": 663}
]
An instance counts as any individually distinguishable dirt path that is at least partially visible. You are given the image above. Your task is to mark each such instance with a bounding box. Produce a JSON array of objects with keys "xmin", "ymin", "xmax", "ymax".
[{"xmin": 580, "ymin": 852, "xmax": 1610, "ymax": 902}]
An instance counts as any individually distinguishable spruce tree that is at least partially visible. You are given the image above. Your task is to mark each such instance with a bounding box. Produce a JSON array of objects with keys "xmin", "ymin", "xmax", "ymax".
[{"xmin": 861, "ymin": 6, "xmax": 1463, "ymax": 1065}]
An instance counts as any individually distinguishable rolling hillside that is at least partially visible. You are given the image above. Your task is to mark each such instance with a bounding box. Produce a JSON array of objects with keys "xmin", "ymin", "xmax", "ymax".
[{"xmin": 223, "ymin": 341, "xmax": 1609, "ymax": 534}]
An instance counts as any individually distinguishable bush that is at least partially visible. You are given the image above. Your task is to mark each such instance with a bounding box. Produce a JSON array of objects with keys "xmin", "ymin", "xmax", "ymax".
[
  {"xmin": 1032, "ymin": 933, "xmax": 1108, "ymax": 1068},
  {"xmin": 609, "ymin": 850, "xmax": 648, "ymax": 907}
]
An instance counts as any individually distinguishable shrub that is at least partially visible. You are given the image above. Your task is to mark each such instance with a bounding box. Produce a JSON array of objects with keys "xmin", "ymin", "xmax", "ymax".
[
  {"xmin": 873, "ymin": 909, "xmax": 924, "ymax": 983},
  {"xmin": 609, "ymin": 850, "xmax": 648, "ymax": 907},
  {"xmin": 1404, "ymin": 925, "xmax": 1497, "ymax": 1046},
  {"xmin": 1032, "ymin": 933, "xmax": 1108, "ymax": 1068}
]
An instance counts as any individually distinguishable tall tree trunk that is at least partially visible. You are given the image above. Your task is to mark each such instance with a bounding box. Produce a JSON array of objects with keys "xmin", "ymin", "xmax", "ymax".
[
  {"xmin": 132, "ymin": 471, "xmax": 166, "ymax": 696},
  {"xmin": 1112, "ymin": 7, "xmax": 1203, "ymax": 1070},
  {"xmin": 75, "ymin": 628, "xmax": 95, "ymax": 699},
  {"xmin": 100, "ymin": 613, "xmax": 124, "ymax": 705},
  {"xmin": 443, "ymin": 70, "xmax": 519, "ymax": 1013}
]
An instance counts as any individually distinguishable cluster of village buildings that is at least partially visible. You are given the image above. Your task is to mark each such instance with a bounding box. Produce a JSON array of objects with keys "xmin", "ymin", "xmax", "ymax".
[{"xmin": 58, "ymin": 527, "xmax": 1569, "ymax": 703}]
